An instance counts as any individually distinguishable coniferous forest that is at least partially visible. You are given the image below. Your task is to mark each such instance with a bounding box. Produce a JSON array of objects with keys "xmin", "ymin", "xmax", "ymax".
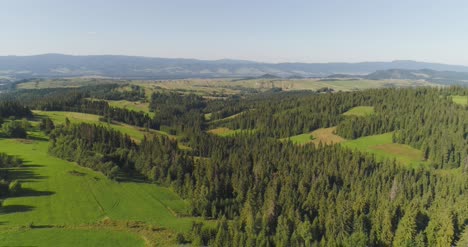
[{"xmin": 0, "ymin": 84, "xmax": 467, "ymax": 246}]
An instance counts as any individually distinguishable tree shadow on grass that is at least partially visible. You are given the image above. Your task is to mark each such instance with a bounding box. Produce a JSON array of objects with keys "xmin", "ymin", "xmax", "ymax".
[
  {"xmin": 2, "ymin": 168, "xmax": 48, "ymax": 182},
  {"xmin": 1, "ymin": 163, "xmax": 48, "ymax": 182},
  {"xmin": 27, "ymin": 135, "xmax": 49, "ymax": 142},
  {"xmin": 9, "ymin": 188, "xmax": 55, "ymax": 198},
  {"xmin": 115, "ymin": 171, "xmax": 148, "ymax": 184},
  {"xmin": 0, "ymin": 205, "xmax": 35, "ymax": 214}
]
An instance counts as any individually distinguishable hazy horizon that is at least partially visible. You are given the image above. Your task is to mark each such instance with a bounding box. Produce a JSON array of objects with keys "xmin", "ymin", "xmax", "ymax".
[
  {"xmin": 2, "ymin": 0, "xmax": 468, "ymax": 65},
  {"xmin": 3, "ymin": 53, "xmax": 468, "ymax": 67}
]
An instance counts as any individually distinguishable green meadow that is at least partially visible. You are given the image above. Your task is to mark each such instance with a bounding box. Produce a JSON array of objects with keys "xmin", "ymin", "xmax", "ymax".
[
  {"xmin": 208, "ymin": 127, "xmax": 256, "ymax": 137},
  {"xmin": 32, "ymin": 110, "xmax": 181, "ymax": 143},
  {"xmin": 107, "ymin": 100, "xmax": 154, "ymax": 116},
  {"xmin": 0, "ymin": 136, "xmax": 197, "ymax": 246},
  {"xmin": 341, "ymin": 133, "xmax": 428, "ymax": 167},
  {"xmin": 343, "ymin": 106, "xmax": 375, "ymax": 116},
  {"xmin": 282, "ymin": 132, "xmax": 315, "ymax": 144},
  {"xmin": 451, "ymin": 95, "xmax": 468, "ymax": 106},
  {"xmin": 0, "ymin": 228, "xmax": 144, "ymax": 247}
]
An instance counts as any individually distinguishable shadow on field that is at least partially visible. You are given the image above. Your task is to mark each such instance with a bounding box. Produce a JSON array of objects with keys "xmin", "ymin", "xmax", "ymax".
[
  {"xmin": 30, "ymin": 224, "xmax": 54, "ymax": 229},
  {"xmin": 0, "ymin": 205, "xmax": 35, "ymax": 214},
  {"xmin": 9, "ymin": 188, "xmax": 55, "ymax": 198},
  {"xmin": 116, "ymin": 171, "xmax": 148, "ymax": 184},
  {"xmin": 2, "ymin": 163, "xmax": 48, "ymax": 182},
  {"xmin": 28, "ymin": 135, "xmax": 49, "ymax": 142}
]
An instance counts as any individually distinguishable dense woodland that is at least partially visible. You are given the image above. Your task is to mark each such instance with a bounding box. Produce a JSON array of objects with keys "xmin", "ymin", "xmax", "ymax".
[{"xmin": 0, "ymin": 84, "xmax": 467, "ymax": 246}]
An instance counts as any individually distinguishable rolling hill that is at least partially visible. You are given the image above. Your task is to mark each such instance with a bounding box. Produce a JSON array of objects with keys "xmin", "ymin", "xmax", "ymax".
[{"xmin": 2, "ymin": 54, "xmax": 468, "ymax": 80}]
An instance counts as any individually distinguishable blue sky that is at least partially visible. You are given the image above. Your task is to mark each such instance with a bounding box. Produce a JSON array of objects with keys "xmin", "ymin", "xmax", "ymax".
[{"xmin": 1, "ymin": 0, "xmax": 468, "ymax": 64}]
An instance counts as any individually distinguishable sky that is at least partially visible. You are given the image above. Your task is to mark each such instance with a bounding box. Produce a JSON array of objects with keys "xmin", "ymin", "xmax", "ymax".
[{"xmin": 1, "ymin": 0, "xmax": 468, "ymax": 65}]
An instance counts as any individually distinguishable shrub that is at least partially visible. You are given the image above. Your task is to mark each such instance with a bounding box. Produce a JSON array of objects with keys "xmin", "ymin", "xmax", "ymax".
[{"xmin": 2, "ymin": 121, "xmax": 27, "ymax": 138}]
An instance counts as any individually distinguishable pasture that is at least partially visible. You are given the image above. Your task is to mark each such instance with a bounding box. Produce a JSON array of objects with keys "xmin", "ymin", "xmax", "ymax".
[
  {"xmin": 0, "ymin": 228, "xmax": 144, "ymax": 247},
  {"xmin": 0, "ymin": 136, "xmax": 197, "ymax": 246},
  {"xmin": 341, "ymin": 133, "xmax": 428, "ymax": 167},
  {"xmin": 451, "ymin": 95, "xmax": 468, "ymax": 106},
  {"xmin": 281, "ymin": 127, "xmax": 345, "ymax": 145},
  {"xmin": 32, "ymin": 111, "xmax": 174, "ymax": 143},
  {"xmin": 207, "ymin": 127, "xmax": 255, "ymax": 137},
  {"xmin": 342, "ymin": 106, "xmax": 375, "ymax": 116},
  {"xmin": 107, "ymin": 100, "xmax": 154, "ymax": 116},
  {"xmin": 16, "ymin": 78, "xmax": 126, "ymax": 89}
]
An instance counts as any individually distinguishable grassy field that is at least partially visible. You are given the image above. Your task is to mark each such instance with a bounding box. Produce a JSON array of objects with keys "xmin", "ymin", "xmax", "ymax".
[
  {"xmin": 282, "ymin": 127, "xmax": 345, "ymax": 145},
  {"xmin": 207, "ymin": 127, "xmax": 255, "ymax": 137},
  {"xmin": 135, "ymin": 78, "xmax": 438, "ymax": 95},
  {"xmin": 33, "ymin": 111, "xmax": 165, "ymax": 142},
  {"xmin": 343, "ymin": 106, "xmax": 375, "ymax": 116},
  {"xmin": 341, "ymin": 133, "xmax": 428, "ymax": 167},
  {"xmin": 0, "ymin": 137, "xmax": 197, "ymax": 245},
  {"xmin": 451, "ymin": 95, "xmax": 468, "ymax": 106},
  {"xmin": 0, "ymin": 228, "xmax": 145, "ymax": 247},
  {"xmin": 208, "ymin": 112, "xmax": 245, "ymax": 124},
  {"xmin": 106, "ymin": 100, "xmax": 154, "ymax": 116},
  {"xmin": 17, "ymin": 78, "xmax": 126, "ymax": 89},
  {"xmin": 310, "ymin": 127, "xmax": 345, "ymax": 145},
  {"xmin": 282, "ymin": 133, "xmax": 315, "ymax": 144}
]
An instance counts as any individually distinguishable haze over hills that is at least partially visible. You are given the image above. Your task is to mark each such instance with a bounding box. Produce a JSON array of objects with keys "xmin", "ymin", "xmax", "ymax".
[{"xmin": 2, "ymin": 54, "xmax": 468, "ymax": 80}]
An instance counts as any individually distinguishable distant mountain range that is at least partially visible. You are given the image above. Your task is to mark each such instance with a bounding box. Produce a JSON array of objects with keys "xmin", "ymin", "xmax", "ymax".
[
  {"xmin": 325, "ymin": 69, "xmax": 468, "ymax": 85},
  {"xmin": 2, "ymin": 54, "xmax": 468, "ymax": 80}
]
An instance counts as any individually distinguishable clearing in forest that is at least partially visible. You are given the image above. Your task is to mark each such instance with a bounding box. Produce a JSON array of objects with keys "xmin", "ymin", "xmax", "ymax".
[
  {"xmin": 106, "ymin": 100, "xmax": 154, "ymax": 116},
  {"xmin": 282, "ymin": 127, "xmax": 345, "ymax": 145},
  {"xmin": 310, "ymin": 127, "xmax": 345, "ymax": 145},
  {"xmin": 341, "ymin": 133, "xmax": 428, "ymax": 167},
  {"xmin": 451, "ymin": 95, "xmax": 468, "ymax": 106},
  {"xmin": 32, "ymin": 111, "xmax": 176, "ymax": 143},
  {"xmin": 342, "ymin": 106, "xmax": 375, "ymax": 116},
  {"xmin": 207, "ymin": 127, "xmax": 255, "ymax": 137}
]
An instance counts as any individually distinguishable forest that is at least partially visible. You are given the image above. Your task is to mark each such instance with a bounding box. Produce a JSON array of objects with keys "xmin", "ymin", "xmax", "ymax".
[{"xmin": 0, "ymin": 83, "xmax": 467, "ymax": 246}]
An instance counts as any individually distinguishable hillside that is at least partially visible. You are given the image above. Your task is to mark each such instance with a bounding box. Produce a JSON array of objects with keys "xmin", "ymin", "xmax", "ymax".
[{"xmin": 365, "ymin": 69, "xmax": 468, "ymax": 85}]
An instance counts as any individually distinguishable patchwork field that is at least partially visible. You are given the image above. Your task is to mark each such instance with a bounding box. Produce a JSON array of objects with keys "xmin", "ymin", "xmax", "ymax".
[
  {"xmin": 137, "ymin": 78, "xmax": 437, "ymax": 95},
  {"xmin": 17, "ymin": 78, "xmax": 125, "ymax": 89},
  {"xmin": 341, "ymin": 133, "xmax": 428, "ymax": 167},
  {"xmin": 0, "ymin": 137, "xmax": 197, "ymax": 246},
  {"xmin": 343, "ymin": 106, "xmax": 375, "ymax": 116}
]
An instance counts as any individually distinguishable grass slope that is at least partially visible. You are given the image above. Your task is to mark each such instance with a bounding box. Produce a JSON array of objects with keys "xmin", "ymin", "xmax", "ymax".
[
  {"xmin": 343, "ymin": 106, "xmax": 375, "ymax": 116},
  {"xmin": 283, "ymin": 133, "xmax": 315, "ymax": 144},
  {"xmin": 452, "ymin": 95, "xmax": 468, "ymax": 106},
  {"xmin": 32, "ymin": 111, "xmax": 178, "ymax": 144},
  {"xmin": 208, "ymin": 127, "xmax": 255, "ymax": 137},
  {"xmin": 310, "ymin": 127, "xmax": 345, "ymax": 145},
  {"xmin": 281, "ymin": 127, "xmax": 345, "ymax": 145},
  {"xmin": 107, "ymin": 100, "xmax": 154, "ymax": 117},
  {"xmin": 341, "ymin": 133, "xmax": 427, "ymax": 167},
  {"xmin": 0, "ymin": 136, "xmax": 198, "ymax": 246},
  {"xmin": 0, "ymin": 228, "xmax": 144, "ymax": 247}
]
